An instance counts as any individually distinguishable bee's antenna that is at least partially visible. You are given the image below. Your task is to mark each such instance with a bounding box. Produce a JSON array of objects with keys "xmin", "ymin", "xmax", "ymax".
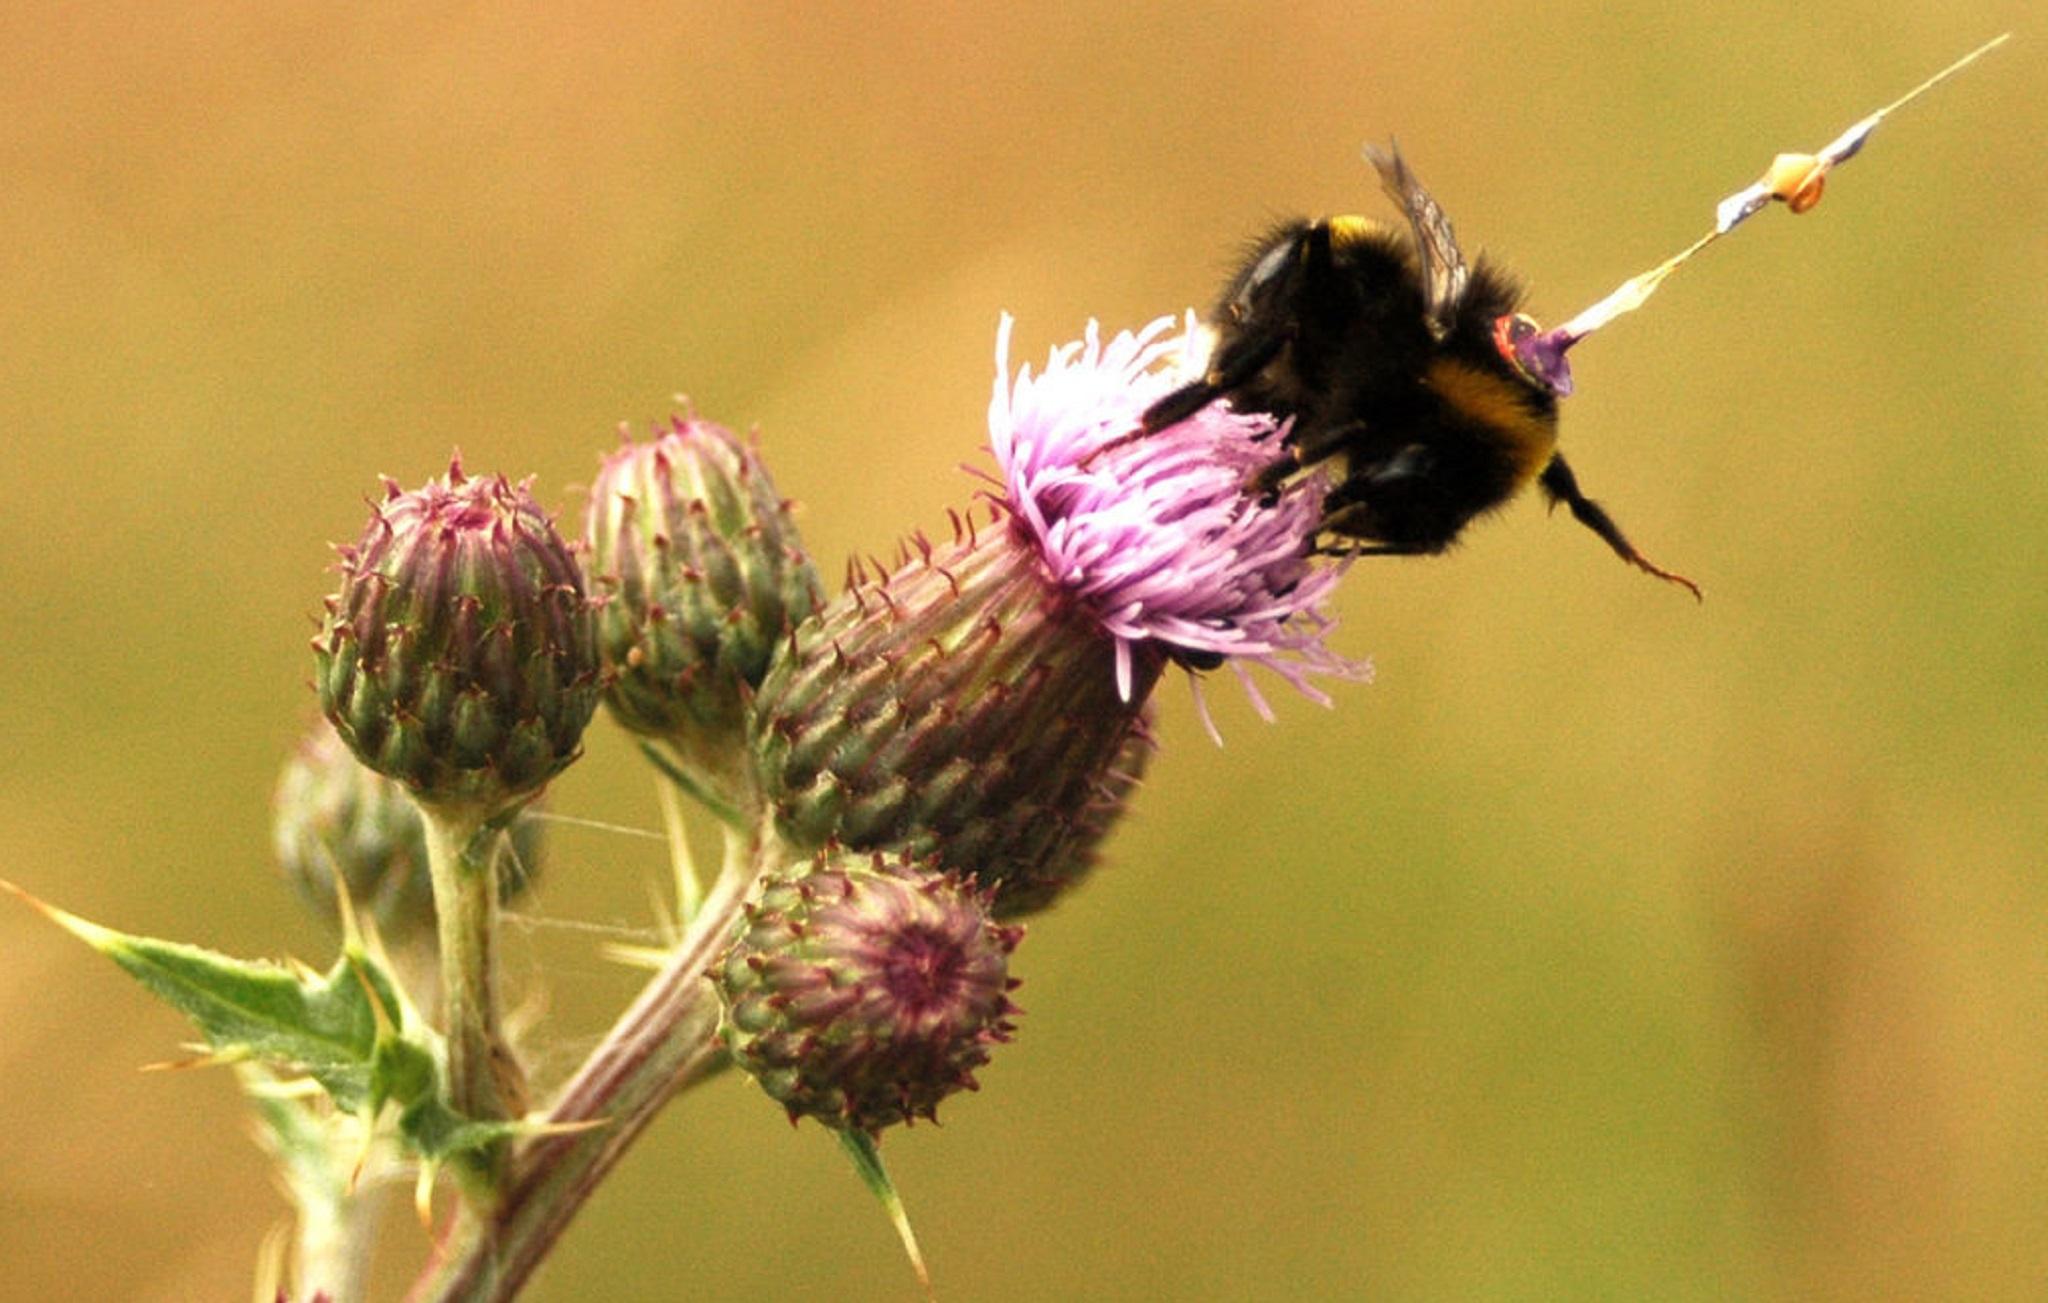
[{"xmin": 1515, "ymin": 33, "xmax": 2009, "ymax": 388}]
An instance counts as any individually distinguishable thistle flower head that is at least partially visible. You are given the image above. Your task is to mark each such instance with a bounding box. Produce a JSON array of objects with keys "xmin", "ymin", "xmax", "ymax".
[
  {"xmin": 751, "ymin": 526, "xmax": 1155, "ymax": 914},
  {"xmin": 271, "ymin": 717, "xmax": 542, "ymax": 937},
  {"xmin": 987, "ymin": 314, "xmax": 1365, "ymax": 724},
  {"xmin": 584, "ymin": 416, "xmax": 820, "ymax": 759},
  {"xmin": 753, "ymin": 316, "xmax": 1364, "ymax": 911},
  {"xmin": 715, "ymin": 850, "xmax": 1021, "ymax": 1132},
  {"xmin": 314, "ymin": 458, "xmax": 600, "ymax": 820}
]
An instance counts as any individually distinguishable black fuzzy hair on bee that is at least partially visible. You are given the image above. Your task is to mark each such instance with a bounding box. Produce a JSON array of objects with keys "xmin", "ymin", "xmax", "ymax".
[{"xmin": 1142, "ymin": 144, "xmax": 1699, "ymax": 597}]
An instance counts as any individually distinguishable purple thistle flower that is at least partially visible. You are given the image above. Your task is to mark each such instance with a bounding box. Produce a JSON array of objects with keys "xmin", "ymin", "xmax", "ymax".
[
  {"xmin": 750, "ymin": 314, "xmax": 1368, "ymax": 908},
  {"xmin": 985, "ymin": 313, "xmax": 1367, "ymax": 738}
]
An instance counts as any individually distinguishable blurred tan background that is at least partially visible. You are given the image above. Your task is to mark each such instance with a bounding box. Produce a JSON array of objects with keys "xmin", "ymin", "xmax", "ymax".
[{"xmin": 3, "ymin": 4, "xmax": 2043, "ymax": 1300}]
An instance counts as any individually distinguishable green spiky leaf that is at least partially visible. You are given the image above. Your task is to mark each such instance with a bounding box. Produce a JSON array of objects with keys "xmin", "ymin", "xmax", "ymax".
[
  {"xmin": 5, "ymin": 880, "xmax": 518, "ymax": 1166},
  {"xmin": 9, "ymin": 884, "xmax": 386, "ymax": 1109},
  {"xmin": 398, "ymin": 1093, "xmax": 524, "ymax": 1162}
]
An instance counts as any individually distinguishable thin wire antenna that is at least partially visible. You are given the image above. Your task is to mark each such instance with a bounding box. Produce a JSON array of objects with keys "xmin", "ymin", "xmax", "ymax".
[
  {"xmin": 1713, "ymin": 31, "xmax": 2012, "ymax": 234},
  {"xmin": 1521, "ymin": 33, "xmax": 2008, "ymax": 373}
]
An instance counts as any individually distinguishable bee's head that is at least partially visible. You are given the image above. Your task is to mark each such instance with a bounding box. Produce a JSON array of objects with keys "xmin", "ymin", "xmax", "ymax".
[{"xmin": 1492, "ymin": 312, "xmax": 1575, "ymax": 398}]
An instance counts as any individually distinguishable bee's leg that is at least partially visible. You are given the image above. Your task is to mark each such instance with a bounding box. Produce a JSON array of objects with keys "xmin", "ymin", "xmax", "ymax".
[
  {"xmin": 1140, "ymin": 329, "xmax": 1288, "ymax": 433},
  {"xmin": 1137, "ymin": 381, "xmax": 1224, "ymax": 435},
  {"xmin": 1310, "ymin": 539, "xmax": 1432, "ymax": 559},
  {"xmin": 1294, "ymin": 420, "xmax": 1373, "ymax": 466},
  {"xmin": 1086, "ymin": 331, "xmax": 1291, "ymax": 471},
  {"xmin": 1539, "ymin": 453, "xmax": 1702, "ymax": 600},
  {"xmin": 1247, "ymin": 457, "xmax": 1295, "ymax": 498},
  {"xmin": 1245, "ymin": 420, "xmax": 1373, "ymax": 498},
  {"xmin": 1305, "ymin": 501, "xmax": 1421, "ymax": 556}
]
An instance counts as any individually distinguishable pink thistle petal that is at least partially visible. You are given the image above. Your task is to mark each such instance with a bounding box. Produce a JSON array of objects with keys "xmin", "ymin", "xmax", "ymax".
[{"xmin": 984, "ymin": 313, "xmax": 1367, "ymax": 728}]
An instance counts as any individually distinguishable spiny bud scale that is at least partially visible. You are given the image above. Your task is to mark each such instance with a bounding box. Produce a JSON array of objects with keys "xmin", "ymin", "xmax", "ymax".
[
  {"xmin": 584, "ymin": 418, "xmax": 821, "ymax": 748},
  {"xmin": 751, "ymin": 529, "xmax": 1156, "ymax": 912},
  {"xmin": 715, "ymin": 851, "xmax": 1021, "ymax": 1132},
  {"xmin": 314, "ymin": 459, "xmax": 599, "ymax": 819}
]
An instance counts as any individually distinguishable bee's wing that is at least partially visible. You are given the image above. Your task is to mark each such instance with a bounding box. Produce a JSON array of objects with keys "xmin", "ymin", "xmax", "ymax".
[{"xmin": 1365, "ymin": 142, "xmax": 1467, "ymax": 340}]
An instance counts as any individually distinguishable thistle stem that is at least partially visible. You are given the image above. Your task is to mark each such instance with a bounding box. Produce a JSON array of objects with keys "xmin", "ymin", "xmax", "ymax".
[
  {"xmin": 421, "ymin": 807, "xmax": 519, "ymax": 1195},
  {"xmin": 295, "ymin": 1170, "xmax": 387, "ymax": 1303},
  {"xmin": 405, "ymin": 825, "xmax": 765, "ymax": 1302}
]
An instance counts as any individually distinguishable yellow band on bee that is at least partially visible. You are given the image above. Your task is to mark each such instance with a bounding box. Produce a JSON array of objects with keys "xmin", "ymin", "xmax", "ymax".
[
  {"xmin": 1423, "ymin": 359, "xmax": 1558, "ymax": 486},
  {"xmin": 1324, "ymin": 215, "xmax": 1380, "ymax": 247}
]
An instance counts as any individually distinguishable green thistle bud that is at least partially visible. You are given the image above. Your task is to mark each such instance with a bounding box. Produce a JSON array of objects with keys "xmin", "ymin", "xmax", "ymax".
[
  {"xmin": 584, "ymin": 417, "xmax": 820, "ymax": 798},
  {"xmin": 271, "ymin": 718, "xmax": 542, "ymax": 938},
  {"xmin": 715, "ymin": 850, "xmax": 1021, "ymax": 1132},
  {"xmin": 314, "ymin": 459, "xmax": 600, "ymax": 821},
  {"xmin": 751, "ymin": 525, "xmax": 1157, "ymax": 912}
]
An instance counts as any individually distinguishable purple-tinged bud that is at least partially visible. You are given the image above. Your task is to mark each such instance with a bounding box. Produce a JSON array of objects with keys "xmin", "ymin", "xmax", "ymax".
[
  {"xmin": 751, "ymin": 526, "xmax": 1158, "ymax": 912},
  {"xmin": 314, "ymin": 459, "xmax": 600, "ymax": 821},
  {"xmin": 584, "ymin": 418, "xmax": 820, "ymax": 795},
  {"xmin": 271, "ymin": 718, "xmax": 542, "ymax": 938},
  {"xmin": 988, "ymin": 710, "xmax": 1155, "ymax": 920},
  {"xmin": 715, "ymin": 851, "xmax": 1021, "ymax": 1132}
]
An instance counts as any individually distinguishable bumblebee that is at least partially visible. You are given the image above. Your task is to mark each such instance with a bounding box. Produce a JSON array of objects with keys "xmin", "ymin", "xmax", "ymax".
[{"xmin": 1143, "ymin": 145, "xmax": 1700, "ymax": 598}]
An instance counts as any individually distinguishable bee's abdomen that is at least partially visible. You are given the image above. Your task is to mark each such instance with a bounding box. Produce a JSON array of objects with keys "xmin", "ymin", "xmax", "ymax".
[{"xmin": 1420, "ymin": 357, "xmax": 1558, "ymax": 493}]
